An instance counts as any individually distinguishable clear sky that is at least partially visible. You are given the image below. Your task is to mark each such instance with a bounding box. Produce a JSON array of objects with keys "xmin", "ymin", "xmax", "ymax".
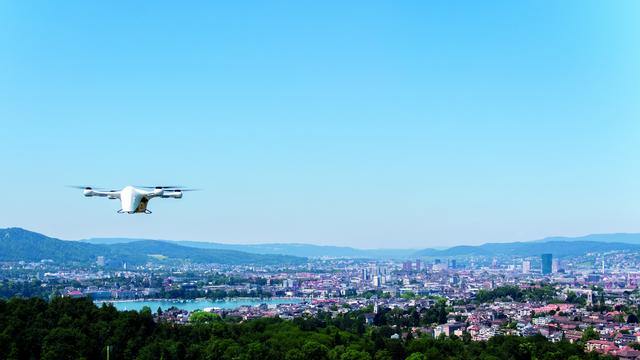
[{"xmin": 0, "ymin": 1, "xmax": 638, "ymax": 248}]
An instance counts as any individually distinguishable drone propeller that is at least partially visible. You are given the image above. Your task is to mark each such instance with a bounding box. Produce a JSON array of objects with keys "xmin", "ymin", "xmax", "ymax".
[
  {"xmin": 137, "ymin": 186, "xmax": 201, "ymax": 191},
  {"xmin": 66, "ymin": 185, "xmax": 109, "ymax": 191}
]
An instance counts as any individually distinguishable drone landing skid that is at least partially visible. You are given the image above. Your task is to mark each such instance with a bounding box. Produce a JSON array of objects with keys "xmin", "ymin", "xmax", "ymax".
[{"xmin": 117, "ymin": 209, "xmax": 152, "ymax": 214}]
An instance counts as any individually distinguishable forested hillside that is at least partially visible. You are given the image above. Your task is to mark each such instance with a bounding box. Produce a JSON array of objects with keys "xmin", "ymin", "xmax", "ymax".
[{"xmin": 0, "ymin": 228, "xmax": 305, "ymax": 266}]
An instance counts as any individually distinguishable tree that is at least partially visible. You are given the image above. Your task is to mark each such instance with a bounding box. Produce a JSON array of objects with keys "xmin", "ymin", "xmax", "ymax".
[
  {"xmin": 629, "ymin": 343, "xmax": 640, "ymax": 351},
  {"xmin": 190, "ymin": 311, "xmax": 221, "ymax": 324},
  {"xmin": 285, "ymin": 349, "xmax": 306, "ymax": 360},
  {"xmin": 405, "ymin": 353, "xmax": 427, "ymax": 360},
  {"xmin": 581, "ymin": 327, "xmax": 599, "ymax": 342},
  {"xmin": 374, "ymin": 350, "xmax": 393, "ymax": 360},
  {"xmin": 302, "ymin": 341, "xmax": 329, "ymax": 360},
  {"xmin": 341, "ymin": 349, "xmax": 371, "ymax": 360},
  {"xmin": 401, "ymin": 292, "xmax": 416, "ymax": 300},
  {"xmin": 41, "ymin": 328, "xmax": 87, "ymax": 360}
]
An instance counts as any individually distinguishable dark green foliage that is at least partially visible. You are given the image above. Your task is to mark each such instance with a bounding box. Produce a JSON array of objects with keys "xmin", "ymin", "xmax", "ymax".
[
  {"xmin": 0, "ymin": 279, "xmax": 51, "ymax": 299},
  {"xmin": 475, "ymin": 285, "xmax": 557, "ymax": 303},
  {"xmin": 566, "ymin": 291, "xmax": 588, "ymax": 306},
  {"xmin": 581, "ymin": 327, "xmax": 600, "ymax": 342},
  {"xmin": 0, "ymin": 297, "xmax": 608, "ymax": 360}
]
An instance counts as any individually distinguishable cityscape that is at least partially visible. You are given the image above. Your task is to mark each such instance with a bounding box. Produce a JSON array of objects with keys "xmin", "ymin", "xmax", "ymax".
[
  {"xmin": 2, "ymin": 0, "xmax": 638, "ymax": 359},
  {"xmin": 3, "ymin": 228, "xmax": 640, "ymax": 358}
]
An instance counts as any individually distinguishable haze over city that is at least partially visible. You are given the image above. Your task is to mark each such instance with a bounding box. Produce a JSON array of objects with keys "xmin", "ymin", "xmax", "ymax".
[{"xmin": 1, "ymin": 1, "xmax": 639, "ymax": 248}]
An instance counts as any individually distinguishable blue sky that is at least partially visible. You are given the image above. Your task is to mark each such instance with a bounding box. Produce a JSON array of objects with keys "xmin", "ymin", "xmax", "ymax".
[{"xmin": 0, "ymin": 1, "xmax": 638, "ymax": 248}]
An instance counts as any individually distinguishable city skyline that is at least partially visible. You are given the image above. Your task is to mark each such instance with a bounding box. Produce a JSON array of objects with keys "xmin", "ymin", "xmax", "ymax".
[{"xmin": 1, "ymin": 1, "xmax": 639, "ymax": 247}]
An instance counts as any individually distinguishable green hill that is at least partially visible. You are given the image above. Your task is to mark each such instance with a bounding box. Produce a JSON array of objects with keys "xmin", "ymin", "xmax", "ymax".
[{"xmin": 0, "ymin": 228, "xmax": 305, "ymax": 266}]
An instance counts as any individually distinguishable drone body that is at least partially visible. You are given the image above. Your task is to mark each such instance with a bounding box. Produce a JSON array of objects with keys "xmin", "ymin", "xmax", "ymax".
[{"xmin": 76, "ymin": 185, "xmax": 193, "ymax": 214}]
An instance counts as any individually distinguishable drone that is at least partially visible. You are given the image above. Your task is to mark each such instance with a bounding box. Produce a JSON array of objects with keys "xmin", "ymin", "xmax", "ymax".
[{"xmin": 70, "ymin": 185, "xmax": 198, "ymax": 214}]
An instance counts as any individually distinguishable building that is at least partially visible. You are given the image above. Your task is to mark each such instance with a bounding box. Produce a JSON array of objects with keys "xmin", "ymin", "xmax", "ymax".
[
  {"xmin": 361, "ymin": 268, "xmax": 369, "ymax": 280},
  {"xmin": 369, "ymin": 264, "xmax": 379, "ymax": 278},
  {"xmin": 415, "ymin": 259, "xmax": 421, "ymax": 272},
  {"xmin": 402, "ymin": 261, "xmax": 413, "ymax": 272},
  {"xmin": 541, "ymin": 254, "xmax": 552, "ymax": 275},
  {"xmin": 434, "ymin": 322, "xmax": 466, "ymax": 337},
  {"xmin": 552, "ymin": 258, "xmax": 560, "ymax": 273},
  {"xmin": 433, "ymin": 261, "xmax": 448, "ymax": 272},
  {"xmin": 522, "ymin": 260, "xmax": 531, "ymax": 274},
  {"xmin": 96, "ymin": 256, "xmax": 105, "ymax": 267}
]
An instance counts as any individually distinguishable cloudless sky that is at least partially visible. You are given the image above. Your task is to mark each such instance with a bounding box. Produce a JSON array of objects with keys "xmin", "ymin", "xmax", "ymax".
[{"xmin": 0, "ymin": 1, "xmax": 638, "ymax": 248}]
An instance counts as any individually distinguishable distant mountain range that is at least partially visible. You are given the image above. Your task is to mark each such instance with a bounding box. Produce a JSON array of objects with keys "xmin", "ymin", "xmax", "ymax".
[
  {"xmin": 413, "ymin": 233, "xmax": 640, "ymax": 258},
  {"xmin": 414, "ymin": 240, "xmax": 640, "ymax": 258},
  {"xmin": 84, "ymin": 232, "xmax": 640, "ymax": 259},
  {"xmin": 83, "ymin": 238, "xmax": 418, "ymax": 258},
  {"xmin": 532, "ymin": 233, "xmax": 640, "ymax": 244},
  {"xmin": 0, "ymin": 228, "xmax": 305, "ymax": 266},
  {"xmin": 2, "ymin": 228, "xmax": 639, "ymax": 264}
]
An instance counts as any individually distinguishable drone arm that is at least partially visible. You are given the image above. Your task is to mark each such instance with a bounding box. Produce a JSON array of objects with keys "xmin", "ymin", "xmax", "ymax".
[
  {"xmin": 85, "ymin": 190, "xmax": 120, "ymax": 199},
  {"xmin": 141, "ymin": 190, "xmax": 182, "ymax": 199},
  {"xmin": 160, "ymin": 191, "xmax": 183, "ymax": 199}
]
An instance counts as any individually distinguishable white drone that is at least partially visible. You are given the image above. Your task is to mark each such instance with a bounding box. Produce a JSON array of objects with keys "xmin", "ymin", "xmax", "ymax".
[{"xmin": 70, "ymin": 185, "xmax": 198, "ymax": 214}]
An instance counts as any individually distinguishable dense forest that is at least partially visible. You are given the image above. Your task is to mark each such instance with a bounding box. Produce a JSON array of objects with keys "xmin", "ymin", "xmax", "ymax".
[{"xmin": 0, "ymin": 297, "xmax": 612, "ymax": 360}]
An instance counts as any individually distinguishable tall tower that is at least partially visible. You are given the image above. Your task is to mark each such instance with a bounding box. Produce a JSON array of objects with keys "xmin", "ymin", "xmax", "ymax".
[{"xmin": 541, "ymin": 254, "xmax": 552, "ymax": 275}]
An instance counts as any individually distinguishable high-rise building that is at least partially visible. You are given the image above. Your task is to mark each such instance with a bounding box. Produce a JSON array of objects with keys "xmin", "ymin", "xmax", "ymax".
[
  {"xmin": 522, "ymin": 260, "xmax": 531, "ymax": 274},
  {"xmin": 415, "ymin": 259, "xmax": 421, "ymax": 272},
  {"xmin": 378, "ymin": 266, "xmax": 388, "ymax": 276},
  {"xmin": 541, "ymin": 254, "xmax": 552, "ymax": 275},
  {"xmin": 449, "ymin": 274, "xmax": 460, "ymax": 285},
  {"xmin": 369, "ymin": 264, "xmax": 378, "ymax": 279},
  {"xmin": 402, "ymin": 261, "xmax": 413, "ymax": 272},
  {"xmin": 361, "ymin": 268, "xmax": 369, "ymax": 280},
  {"xmin": 449, "ymin": 259, "xmax": 457, "ymax": 269},
  {"xmin": 552, "ymin": 258, "xmax": 560, "ymax": 273}
]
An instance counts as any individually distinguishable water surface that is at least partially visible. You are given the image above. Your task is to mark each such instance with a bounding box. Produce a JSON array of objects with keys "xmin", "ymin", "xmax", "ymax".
[{"xmin": 97, "ymin": 298, "xmax": 302, "ymax": 312}]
